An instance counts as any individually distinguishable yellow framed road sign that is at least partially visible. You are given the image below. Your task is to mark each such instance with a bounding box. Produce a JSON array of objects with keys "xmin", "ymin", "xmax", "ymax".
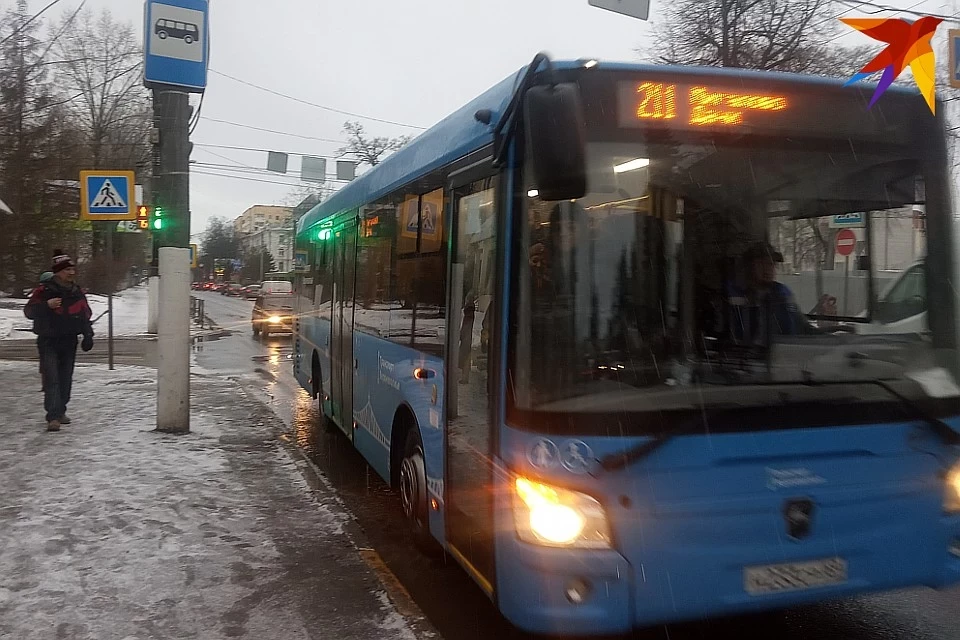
[{"xmin": 80, "ymin": 170, "xmax": 137, "ymax": 221}]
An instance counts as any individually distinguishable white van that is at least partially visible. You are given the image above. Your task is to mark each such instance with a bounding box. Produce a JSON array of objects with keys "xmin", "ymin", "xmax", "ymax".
[
  {"xmin": 855, "ymin": 260, "xmax": 926, "ymax": 335},
  {"xmin": 259, "ymin": 280, "xmax": 293, "ymax": 295}
]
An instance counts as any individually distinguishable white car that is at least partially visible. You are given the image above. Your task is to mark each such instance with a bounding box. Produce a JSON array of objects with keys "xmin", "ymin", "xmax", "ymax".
[{"xmin": 855, "ymin": 260, "xmax": 926, "ymax": 335}]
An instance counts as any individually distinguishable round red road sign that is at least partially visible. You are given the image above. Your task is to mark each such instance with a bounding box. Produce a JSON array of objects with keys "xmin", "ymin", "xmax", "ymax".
[{"xmin": 835, "ymin": 228, "xmax": 856, "ymax": 257}]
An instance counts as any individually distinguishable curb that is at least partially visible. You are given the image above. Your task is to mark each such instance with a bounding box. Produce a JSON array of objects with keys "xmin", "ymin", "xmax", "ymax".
[
  {"xmin": 276, "ymin": 433, "xmax": 439, "ymax": 640},
  {"xmin": 229, "ymin": 381, "xmax": 439, "ymax": 640}
]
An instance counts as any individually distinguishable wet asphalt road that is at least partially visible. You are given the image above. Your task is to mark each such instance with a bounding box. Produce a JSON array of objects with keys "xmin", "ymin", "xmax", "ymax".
[{"xmin": 194, "ymin": 291, "xmax": 960, "ymax": 640}]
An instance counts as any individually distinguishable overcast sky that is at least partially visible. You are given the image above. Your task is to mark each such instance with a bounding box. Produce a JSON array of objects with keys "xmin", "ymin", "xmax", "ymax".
[{"xmin": 16, "ymin": 0, "xmax": 957, "ymax": 239}]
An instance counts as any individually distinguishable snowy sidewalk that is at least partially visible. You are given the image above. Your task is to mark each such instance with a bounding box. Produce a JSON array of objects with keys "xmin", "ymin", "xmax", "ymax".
[{"xmin": 0, "ymin": 361, "xmax": 422, "ymax": 640}]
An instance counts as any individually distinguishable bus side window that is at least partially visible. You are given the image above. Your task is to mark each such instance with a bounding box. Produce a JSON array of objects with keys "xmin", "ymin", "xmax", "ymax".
[{"xmin": 356, "ymin": 203, "xmax": 395, "ymax": 337}]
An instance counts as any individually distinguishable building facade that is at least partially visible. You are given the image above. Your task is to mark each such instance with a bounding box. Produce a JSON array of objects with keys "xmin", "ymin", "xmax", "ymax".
[
  {"xmin": 233, "ymin": 205, "xmax": 293, "ymax": 236},
  {"xmin": 239, "ymin": 226, "xmax": 295, "ymax": 275}
]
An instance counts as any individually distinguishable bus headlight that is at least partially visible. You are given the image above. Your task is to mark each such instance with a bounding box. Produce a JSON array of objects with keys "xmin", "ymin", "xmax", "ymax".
[
  {"xmin": 946, "ymin": 463, "xmax": 960, "ymax": 513},
  {"xmin": 268, "ymin": 315, "xmax": 282, "ymax": 324},
  {"xmin": 514, "ymin": 477, "xmax": 612, "ymax": 548}
]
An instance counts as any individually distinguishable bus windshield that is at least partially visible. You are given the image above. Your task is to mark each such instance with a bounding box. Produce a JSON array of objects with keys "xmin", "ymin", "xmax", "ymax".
[{"xmin": 510, "ymin": 81, "xmax": 958, "ymax": 427}]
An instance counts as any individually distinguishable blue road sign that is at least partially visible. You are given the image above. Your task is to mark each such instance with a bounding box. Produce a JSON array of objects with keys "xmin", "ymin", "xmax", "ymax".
[
  {"xmin": 295, "ymin": 250, "xmax": 309, "ymax": 272},
  {"xmin": 829, "ymin": 212, "xmax": 864, "ymax": 228},
  {"xmin": 144, "ymin": 0, "xmax": 209, "ymax": 92},
  {"xmin": 80, "ymin": 171, "xmax": 137, "ymax": 220}
]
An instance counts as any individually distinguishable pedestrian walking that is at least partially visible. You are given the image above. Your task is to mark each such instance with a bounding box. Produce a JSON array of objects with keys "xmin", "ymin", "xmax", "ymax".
[{"xmin": 23, "ymin": 251, "xmax": 95, "ymax": 431}]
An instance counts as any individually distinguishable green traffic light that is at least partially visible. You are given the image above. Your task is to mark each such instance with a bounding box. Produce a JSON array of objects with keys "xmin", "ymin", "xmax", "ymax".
[
  {"xmin": 318, "ymin": 228, "xmax": 332, "ymax": 240},
  {"xmin": 153, "ymin": 218, "xmax": 163, "ymax": 230}
]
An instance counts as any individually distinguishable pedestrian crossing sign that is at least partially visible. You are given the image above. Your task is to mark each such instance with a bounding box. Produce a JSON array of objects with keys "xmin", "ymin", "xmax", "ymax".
[
  {"xmin": 80, "ymin": 170, "xmax": 137, "ymax": 220},
  {"xmin": 400, "ymin": 197, "xmax": 441, "ymax": 242}
]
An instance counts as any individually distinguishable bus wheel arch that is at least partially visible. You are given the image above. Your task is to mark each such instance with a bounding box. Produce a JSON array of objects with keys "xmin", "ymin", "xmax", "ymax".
[{"xmin": 392, "ymin": 407, "xmax": 438, "ymax": 552}]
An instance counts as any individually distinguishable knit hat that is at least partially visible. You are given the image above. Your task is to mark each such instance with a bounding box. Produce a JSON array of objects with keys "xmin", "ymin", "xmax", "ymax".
[
  {"xmin": 39, "ymin": 271, "xmax": 54, "ymax": 282},
  {"xmin": 51, "ymin": 249, "xmax": 75, "ymax": 273}
]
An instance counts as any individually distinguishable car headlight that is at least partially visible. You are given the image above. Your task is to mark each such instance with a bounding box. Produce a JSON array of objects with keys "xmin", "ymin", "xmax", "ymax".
[
  {"xmin": 268, "ymin": 315, "xmax": 282, "ymax": 324},
  {"xmin": 514, "ymin": 477, "xmax": 612, "ymax": 548},
  {"xmin": 946, "ymin": 463, "xmax": 960, "ymax": 513}
]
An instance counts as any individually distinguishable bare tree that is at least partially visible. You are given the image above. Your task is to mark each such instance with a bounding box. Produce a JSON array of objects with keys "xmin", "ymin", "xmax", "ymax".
[
  {"xmin": 645, "ymin": 0, "xmax": 869, "ymax": 76},
  {"xmin": 53, "ymin": 8, "xmax": 152, "ymax": 256},
  {"xmin": 337, "ymin": 121, "xmax": 410, "ymax": 167},
  {"xmin": 0, "ymin": 0, "xmax": 77, "ymax": 294},
  {"xmin": 53, "ymin": 8, "xmax": 150, "ymax": 170}
]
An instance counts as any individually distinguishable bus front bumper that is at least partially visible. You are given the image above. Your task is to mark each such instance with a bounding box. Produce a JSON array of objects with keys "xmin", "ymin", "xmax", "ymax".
[{"xmin": 494, "ymin": 500, "xmax": 960, "ymax": 636}]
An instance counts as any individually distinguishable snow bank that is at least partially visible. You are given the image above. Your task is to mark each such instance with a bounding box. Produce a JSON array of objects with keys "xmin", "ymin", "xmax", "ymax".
[{"xmin": 0, "ymin": 284, "xmax": 148, "ymax": 340}]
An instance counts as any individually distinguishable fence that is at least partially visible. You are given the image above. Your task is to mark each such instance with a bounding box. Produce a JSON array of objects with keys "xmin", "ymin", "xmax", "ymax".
[
  {"xmin": 780, "ymin": 270, "xmax": 904, "ymax": 317},
  {"xmin": 189, "ymin": 296, "xmax": 206, "ymax": 329}
]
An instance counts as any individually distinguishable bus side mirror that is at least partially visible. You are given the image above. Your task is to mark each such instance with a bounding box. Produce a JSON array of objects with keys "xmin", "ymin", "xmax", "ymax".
[{"xmin": 524, "ymin": 83, "xmax": 587, "ymax": 202}]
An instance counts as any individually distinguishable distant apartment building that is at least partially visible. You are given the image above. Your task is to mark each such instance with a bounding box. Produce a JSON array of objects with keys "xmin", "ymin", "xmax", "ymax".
[
  {"xmin": 240, "ymin": 227, "xmax": 295, "ymax": 274},
  {"xmin": 233, "ymin": 205, "xmax": 293, "ymax": 235}
]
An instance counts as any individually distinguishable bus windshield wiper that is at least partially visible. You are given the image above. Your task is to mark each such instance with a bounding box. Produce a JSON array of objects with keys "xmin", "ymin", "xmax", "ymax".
[
  {"xmin": 807, "ymin": 351, "xmax": 960, "ymax": 446},
  {"xmin": 597, "ymin": 374, "xmax": 960, "ymax": 473},
  {"xmin": 852, "ymin": 377, "xmax": 960, "ymax": 446},
  {"xmin": 598, "ymin": 403, "xmax": 746, "ymax": 472}
]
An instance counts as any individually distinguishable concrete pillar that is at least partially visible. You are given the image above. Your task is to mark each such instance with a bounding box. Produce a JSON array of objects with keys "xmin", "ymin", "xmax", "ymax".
[
  {"xmin": 157, "ymin": 247, "xmax": 190, "ymax": 433},
  {"xmin": 147, "ymin": 276, "xmax": 160, "ymax": 334}
]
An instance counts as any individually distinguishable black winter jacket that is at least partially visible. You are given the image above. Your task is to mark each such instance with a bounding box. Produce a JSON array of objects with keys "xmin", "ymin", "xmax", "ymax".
[{"xmin": 24, "ymin": 279, "xmax": 94, "ymax": 339}]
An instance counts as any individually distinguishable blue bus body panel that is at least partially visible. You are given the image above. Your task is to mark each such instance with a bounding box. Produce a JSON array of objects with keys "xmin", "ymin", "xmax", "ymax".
[
  {"xmin": 296, "ymin": 319, "xmax": 448, "ymax": 543},
  {"xmin": 295, "ymin": 315, "xmax": 332, "ymax": 397},
  {"xmin": 351, "ymin": 334, "xmax": 445, "ymax": 498},
  {"xmin": 494, "ymin": 423, "xmax": 960, "ymax": 634}
]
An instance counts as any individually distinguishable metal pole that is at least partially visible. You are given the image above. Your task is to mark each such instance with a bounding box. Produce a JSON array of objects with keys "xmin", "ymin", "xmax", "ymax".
[
  {"xmin": 843, "ymin": 256, "xmax": 850, "ymax": 317},
  {"xmin": 106, "ymin": 226, "xmax": 115, "ymax": 371},
  {"xmin": 884, "ymin": 211, "xmax": 889, "ymax": 270}
]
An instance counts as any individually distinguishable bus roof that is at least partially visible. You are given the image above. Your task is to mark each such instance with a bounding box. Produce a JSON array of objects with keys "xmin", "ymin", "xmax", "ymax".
[{"xmin": 296, "ymin": 60, "xmax": 926, "ymax": 235}]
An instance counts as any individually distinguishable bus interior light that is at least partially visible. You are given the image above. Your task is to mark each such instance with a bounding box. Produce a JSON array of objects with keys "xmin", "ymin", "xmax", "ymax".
[
  {"xmin": 613, "ymin": 158, "xmax": 650, "ymax": 173},
  {"xmin": 514, "ymin": 477, "xmax": 612, "ymax": 548}
]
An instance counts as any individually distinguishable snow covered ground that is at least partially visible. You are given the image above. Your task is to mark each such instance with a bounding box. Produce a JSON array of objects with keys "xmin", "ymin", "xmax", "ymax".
[
  {"xmin": 0, "ymin": 284, "xmax": 148, "ymax": 340},
  {"xmin": 0, "ymin": 360, "xmax": 419, "ymax": 639}
]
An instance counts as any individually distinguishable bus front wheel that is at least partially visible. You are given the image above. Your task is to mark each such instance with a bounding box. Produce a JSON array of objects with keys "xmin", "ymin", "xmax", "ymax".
[{"xmin": 400, "ymin": 429, "xmax": 436, "ymax": 552}]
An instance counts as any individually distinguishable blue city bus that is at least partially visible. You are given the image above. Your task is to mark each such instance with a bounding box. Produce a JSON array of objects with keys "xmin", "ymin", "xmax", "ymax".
[{"xmin": 292, "ymin": 56, "xmax": 960, "ymax": 634}]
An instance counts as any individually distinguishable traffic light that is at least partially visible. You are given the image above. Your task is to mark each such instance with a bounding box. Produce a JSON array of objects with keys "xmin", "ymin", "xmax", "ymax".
[
  {"xmin": 137, "ymin": 205, "xmax": 150, "ymax": 230},
  {"xmin": 151, "ymin": 205, "xmax": 166, "ymax": 231}
]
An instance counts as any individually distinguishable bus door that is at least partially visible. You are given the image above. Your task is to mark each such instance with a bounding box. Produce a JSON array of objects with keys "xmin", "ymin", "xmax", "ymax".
[
  {"xmin": 444, "ymin": 168, "xmax": 500, "ymax": 595},
  {"xmin": 330, "ymin": 219, "xmax": 358, "ymax": 437}
]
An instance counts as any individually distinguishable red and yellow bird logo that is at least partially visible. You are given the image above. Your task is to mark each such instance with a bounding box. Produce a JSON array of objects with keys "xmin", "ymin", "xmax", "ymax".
[{"xmin": 841, "ymin": 16, "xmax": 943, "ymax": 114}]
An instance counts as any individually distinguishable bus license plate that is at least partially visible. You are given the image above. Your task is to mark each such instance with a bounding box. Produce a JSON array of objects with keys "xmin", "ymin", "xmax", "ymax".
[{"xmin": 744, "ymin": 557, "xmax": 847, "ymax": 595}]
